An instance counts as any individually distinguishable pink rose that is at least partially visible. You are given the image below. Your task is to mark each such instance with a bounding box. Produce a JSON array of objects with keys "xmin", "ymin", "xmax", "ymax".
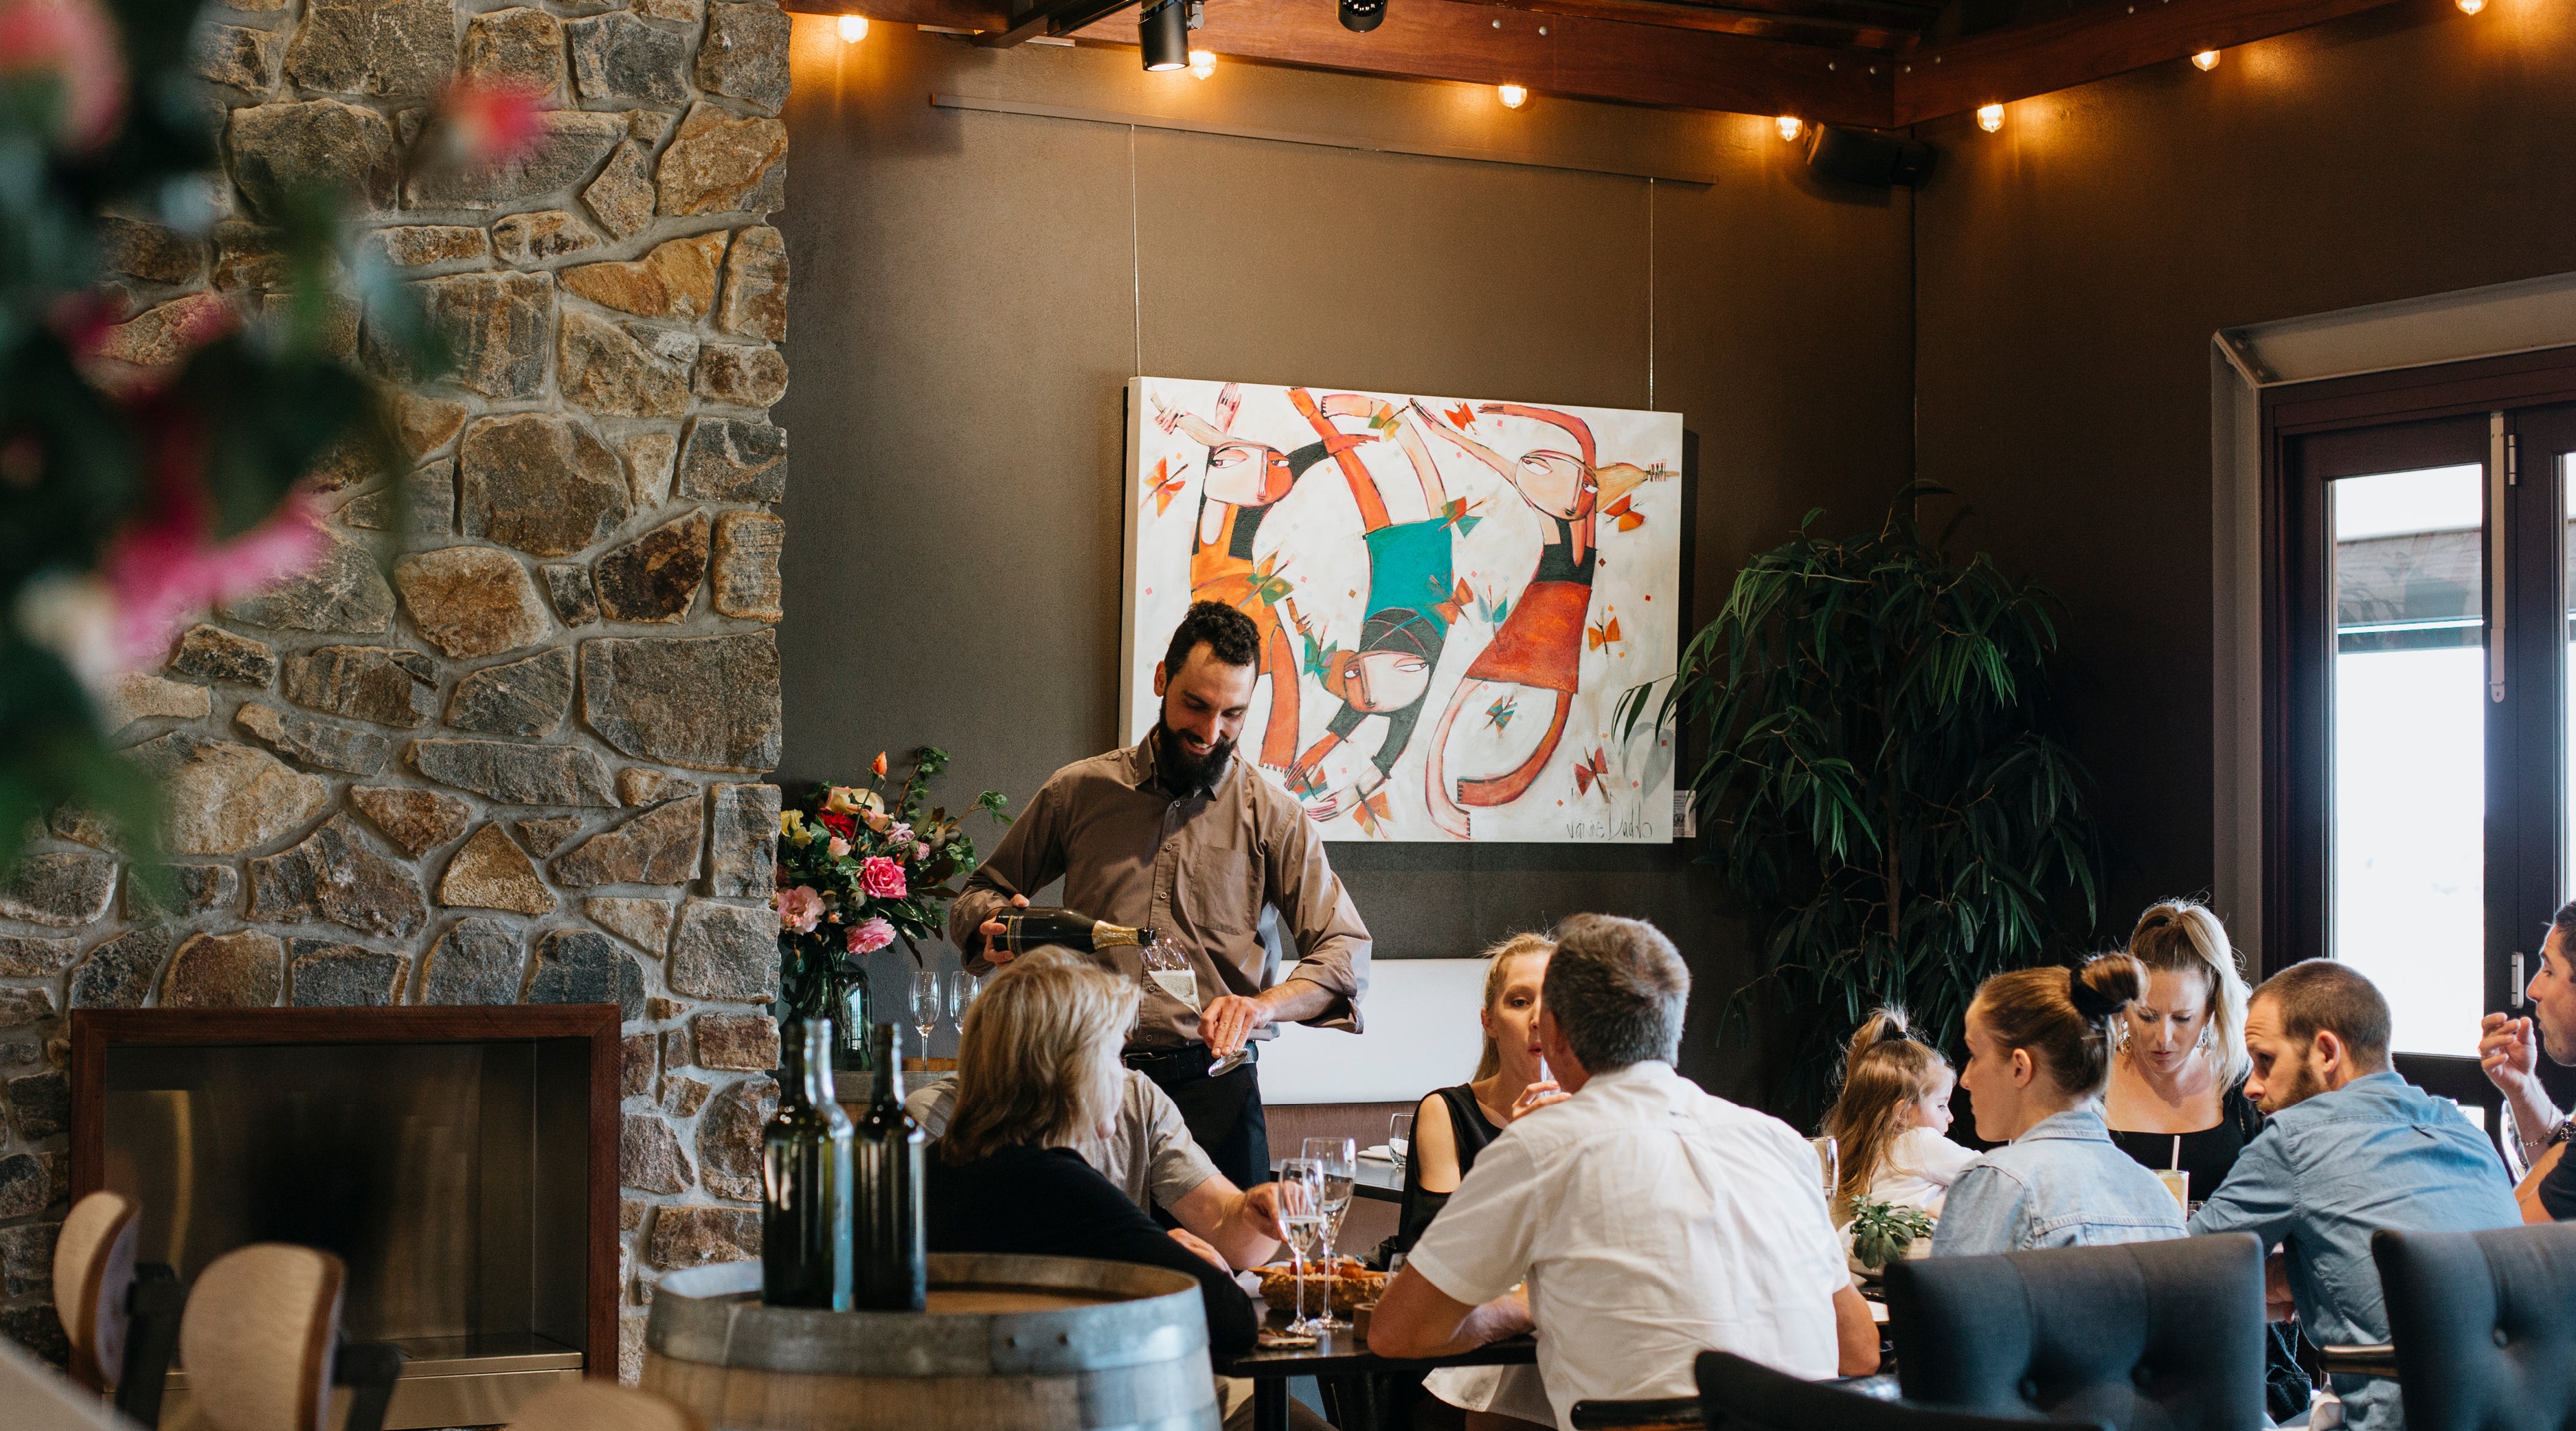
[
  {"xmin": 858, "ymin": 856, "xmax": 907, "ymax": 899},
  {"xmin": 889, "ymin": 822, "xmax": 914, "ymax": 847},
  {"xmin": 0, "ymin": 0, "xmax": 126, "ymax": 153},
  {"xmin": 827, "ymin": 835, "xmax": 850, "ymax": 859},
  {"xmin": 776, "ymin": 885, "xmax": 823, "ymax": 934},
  {"xmin": 846, "ymin": 916, "xmax": 894, "ymax": 956}
]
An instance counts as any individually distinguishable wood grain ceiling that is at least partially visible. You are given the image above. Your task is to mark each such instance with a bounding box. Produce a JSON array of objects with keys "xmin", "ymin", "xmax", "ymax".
[{"xmin": 791, "ymin": 0, "xmax": 2410, "ymax": 127}]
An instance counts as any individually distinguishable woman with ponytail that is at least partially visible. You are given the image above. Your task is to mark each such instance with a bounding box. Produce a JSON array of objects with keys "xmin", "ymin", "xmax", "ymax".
[
  {"xmin": 2103, "ymin": 899, "xmax": 2263, "ymax": 1204},
  {"xmin": 1931, "ymin": 954, "xmax": 2190, "ymax": 1257},
  {"xmin": 1818, "ymin": 1008, "xmax": 1975, "ymax": 1221}
]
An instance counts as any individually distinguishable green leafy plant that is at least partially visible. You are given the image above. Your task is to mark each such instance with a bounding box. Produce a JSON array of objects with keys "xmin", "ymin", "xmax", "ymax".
[
  {"xmin": 1620, "ymin": 483, "xmax": 2103, "ymax": 1112},
  {"xmin": 1847, "ymin": 1197, "xmax": 1936, "ymax": 1271}
]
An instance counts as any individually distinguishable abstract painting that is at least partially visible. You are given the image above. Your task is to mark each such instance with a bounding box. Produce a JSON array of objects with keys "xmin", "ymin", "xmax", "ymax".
[{"xmin": 1121, "ymin": 377, "xmax": 1683, "ymax": 843}]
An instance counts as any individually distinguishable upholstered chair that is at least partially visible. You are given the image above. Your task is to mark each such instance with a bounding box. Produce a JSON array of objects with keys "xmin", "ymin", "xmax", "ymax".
[
  {"xmin": 55, "ymin": 1191, "xmax": 141, "ymax": 1393},
  {"xmin": 2372, "ymin": 1221, "xmax": 2576, "ymax": 1431},
  {"xmin": 1882, "ymin": 1233, "xmax": 2266, "ymax": 1431},
  {"xmin": 176, "ymin": 1243, "xmax": 352, "ymax": 1431},
  {"xmin": 1696, "ymin": 1351, "xmax": 2101, "ymax": 1431}
]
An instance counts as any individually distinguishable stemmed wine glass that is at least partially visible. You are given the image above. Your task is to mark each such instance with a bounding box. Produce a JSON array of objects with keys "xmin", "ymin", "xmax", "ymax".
[
  {"xmin": 1141, "ymin": 943, "xmax": 1247, "ymax": 1076},
  {"xmin": 1275, "ymin": 1156, "xmax": 1327, "ymax": 1335},
  {"xmin": 1301, "ymin": 1137, "xmax": 1357, "ymax": 1329},
  {"xmin": 1811, "ymin": 1136, "xmax": 1840, "ymax": 1204},
  {"xmin": 947, "ymin": 971, "xmax": 980, "ymax": 1027},
  {"xmin": 910, "ymin": 970, "xmax": 941, "ymax": 1052}
]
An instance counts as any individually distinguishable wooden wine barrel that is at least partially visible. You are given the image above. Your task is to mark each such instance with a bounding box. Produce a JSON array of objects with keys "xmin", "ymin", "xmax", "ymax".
[{"xmin": 643, "ymin": 1254, "xmax": 1222, "ymax": 1431}]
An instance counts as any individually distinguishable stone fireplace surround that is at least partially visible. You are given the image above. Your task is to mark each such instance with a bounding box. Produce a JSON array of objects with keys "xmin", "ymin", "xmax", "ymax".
[{"xmin": 0, "ymin": 0, "xmax": 793, "ymax": 1382}]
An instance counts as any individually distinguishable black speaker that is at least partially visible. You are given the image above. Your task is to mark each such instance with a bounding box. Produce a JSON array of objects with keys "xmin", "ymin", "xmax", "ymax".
[{"xmin": 1805, "ymin": 125, "xmax": 1935, "ymax": 188}]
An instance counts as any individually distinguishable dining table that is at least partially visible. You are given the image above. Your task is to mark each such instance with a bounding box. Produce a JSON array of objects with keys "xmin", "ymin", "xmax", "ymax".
[{"xmin": 1214, "ymin": 1315, "xmax": 1538, "ymax": 1431}]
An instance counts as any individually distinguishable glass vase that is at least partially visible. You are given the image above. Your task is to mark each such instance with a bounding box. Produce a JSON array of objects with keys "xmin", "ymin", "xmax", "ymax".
[{"xmin": 832, "ymin": 969, "xmax": 875, "ymax": 1073}]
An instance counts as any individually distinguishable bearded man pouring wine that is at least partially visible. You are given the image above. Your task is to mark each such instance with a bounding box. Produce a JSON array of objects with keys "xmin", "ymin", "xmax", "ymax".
[{"xmin": 951, "ymin": 600, "xmax": 1372, "ymax": 1191}]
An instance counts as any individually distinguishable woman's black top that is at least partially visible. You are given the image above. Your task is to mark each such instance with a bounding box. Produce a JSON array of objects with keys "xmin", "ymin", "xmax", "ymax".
[
  {"xmin": 1393, "ymin": 1085, "xmax": 1505, "ymax": 1254},
  {"xmin": 2106, "ymin": 1074, "xmax": 2266, "ymax": 1199},
  {"xmin": 925, "ymin": 1143, "xmax": 1258, "ymax": 1353},
  {"xmin": 2108, "ymin": 1075, "xmax": 2308, "ymax": 1423}
]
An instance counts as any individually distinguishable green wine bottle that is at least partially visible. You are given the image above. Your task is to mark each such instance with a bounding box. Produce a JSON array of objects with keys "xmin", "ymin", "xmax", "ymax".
[
  {"xmin": 761, "ymin": 1019, "xmax": 853, "ymax": 1309},
  {"xmin": 853, "ymin": 1022, "xmax": 927, "ymax": 1311}
]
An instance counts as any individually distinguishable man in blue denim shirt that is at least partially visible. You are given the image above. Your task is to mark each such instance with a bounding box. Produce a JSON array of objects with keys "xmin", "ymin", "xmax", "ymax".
[{"xmin": 2189, "ymin": 960, "xmax": 2518, "ymax": 1431}]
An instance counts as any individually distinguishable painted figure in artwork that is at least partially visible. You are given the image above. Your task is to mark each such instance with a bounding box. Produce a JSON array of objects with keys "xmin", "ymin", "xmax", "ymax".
[
  {"xmin": 1276, "ymin": 393, "xmax": 1474, "ymax": 826},
  {"xmin": 1416, "ymin": 403, "xmax": 1665, "ymax": 839},
  {"xmin": 1152, "ymin": 384, "xmax": 1366, "ymax": 772}
]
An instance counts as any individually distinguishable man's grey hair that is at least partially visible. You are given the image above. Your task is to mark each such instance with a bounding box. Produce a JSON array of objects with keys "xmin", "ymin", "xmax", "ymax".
[{"xmin": 1541, "ymin": 914, "xmax": 1689, "ymax": 1072}]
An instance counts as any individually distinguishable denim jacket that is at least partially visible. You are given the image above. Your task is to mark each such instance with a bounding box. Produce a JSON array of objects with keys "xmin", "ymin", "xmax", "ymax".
[
  {"xmin": 1930, "ymin": 1106, "xmax": 2187, "ymax": 1258},
  {"xmin": 2189, "ymin": 1070, "xmax": 2518, "ymax": 1431}
]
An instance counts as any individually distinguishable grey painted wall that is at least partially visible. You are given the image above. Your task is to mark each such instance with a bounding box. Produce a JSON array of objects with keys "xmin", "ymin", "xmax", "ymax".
[{"xmin": 774, "ymin": 19, "xmax": 1914, "ymax": 1090}]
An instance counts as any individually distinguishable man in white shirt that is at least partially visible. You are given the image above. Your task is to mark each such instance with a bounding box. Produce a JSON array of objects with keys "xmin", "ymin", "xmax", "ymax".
[{"xmin": 1370, "ymin": 914, "xmax": 1879, "ymax": 1430}]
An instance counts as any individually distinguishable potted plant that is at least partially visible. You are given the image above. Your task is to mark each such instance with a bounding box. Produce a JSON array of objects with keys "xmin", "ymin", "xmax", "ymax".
[
  {"xmin": 1622, "ymin": 484, "xmax": 2104, "ymax": 1114},
  {"xmin": 1846, "ymin": 1197, "xmax": 1937, "ymax": 1274},
  {"xmin": 773, "ymin": 747, "xmax": 1008, "ymax": 1075}
]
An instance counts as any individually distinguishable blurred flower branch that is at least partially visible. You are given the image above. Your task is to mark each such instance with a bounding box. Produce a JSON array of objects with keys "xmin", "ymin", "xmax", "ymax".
[{"xmin": 0, "ymin": 0, "xmax": 543, "ymax": 878}]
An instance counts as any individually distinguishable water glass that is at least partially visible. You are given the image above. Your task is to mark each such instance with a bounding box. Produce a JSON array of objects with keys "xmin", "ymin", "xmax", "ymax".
[
  {"xmin": 1811, "ymin": 1136, "xmax": 1839, "ymax": 1202},
  {"xmin": 1388, "ymin": 1111, "xmax": 1414, "ymax": 1171},
  {"xmin": 1276, "ymin": 1157, "xmax": 1327, "ymax": 1334},
  {"xmin": 910, "ymin": 970, "xmax": 941, "ymax": 1046}
]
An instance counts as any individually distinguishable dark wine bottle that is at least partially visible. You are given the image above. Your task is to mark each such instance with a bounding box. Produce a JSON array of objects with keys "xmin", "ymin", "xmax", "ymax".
[
  {"xmin": 760, "ymin": 1019, "xmax": 853, "ymax": 1309},
  {"xmin": 853, "ymin": 1022, "xmax": 927, "ymax": 1311},
  {"xmin": 993, "ymin": 905, "xmax": 1158, "ymax": 957}
]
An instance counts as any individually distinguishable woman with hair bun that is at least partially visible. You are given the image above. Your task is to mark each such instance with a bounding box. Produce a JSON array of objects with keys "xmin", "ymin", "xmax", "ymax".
[
  {"xmin": 2104, "ymin": 899, "xmax": 2263, "ymax": 1206},
  {"xmin": 1931, "ymin": 955, "xmax": 2190, "ymax": 1257},
  {"xmin": 1818, "ymin": 1007, "xmax": 1975, "ymax": 1221}
]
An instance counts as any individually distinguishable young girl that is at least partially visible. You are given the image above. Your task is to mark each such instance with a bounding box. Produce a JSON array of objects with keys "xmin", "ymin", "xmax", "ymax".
[{"xmin": 1820, "ymin": 1008, "xmax": 1978, "ymax": 1222}]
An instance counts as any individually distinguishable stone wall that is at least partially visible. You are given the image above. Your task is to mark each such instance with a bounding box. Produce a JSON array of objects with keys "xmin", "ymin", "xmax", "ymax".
[{"xmin": 0, "ymin": 0, "xmax": 791, "ymax": 1379}]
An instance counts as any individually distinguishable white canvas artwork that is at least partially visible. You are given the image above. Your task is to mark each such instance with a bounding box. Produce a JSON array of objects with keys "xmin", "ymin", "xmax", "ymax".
[{"xmin": 1120, "ymin": 377, "xmax": 1684, "ymax": 844}]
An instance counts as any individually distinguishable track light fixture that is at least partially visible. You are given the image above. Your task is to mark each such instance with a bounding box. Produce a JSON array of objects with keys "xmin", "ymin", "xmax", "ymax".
[
  {"xmin": 1140, "ymin": 0, "xmax": 1190, "ymax": 70},
  {"xmin": 1339, "ymin": 0, "xmax": 1386, "ymax": 33}
]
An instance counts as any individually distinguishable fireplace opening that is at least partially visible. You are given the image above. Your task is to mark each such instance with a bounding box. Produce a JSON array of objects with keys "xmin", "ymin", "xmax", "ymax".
[{"xmin": 71, "ymin": 1007, "xmax": 619, "ymax": 1429}]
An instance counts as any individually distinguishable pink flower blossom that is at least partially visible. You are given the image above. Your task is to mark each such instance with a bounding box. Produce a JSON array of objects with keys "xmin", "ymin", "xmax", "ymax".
[
  {"xmin": 846, "ymin": 917, "xmax": 894, "ymax": 956},
  {"xmin": 776, "ymin": 884, "xmax": 823, "ymax": 934},
  {"xmin": 102, "ymin": 488, "xmax": 325, "ymax": 672},
  {"xmin": 859, "ymin": 856, "xmax": 907, "ymax": 899},
  {"xmin": 429, "ymin": 81, "xmax": 545, "ymax": 167},
  {"xmin": 0, "ymin": 0, "xmax": 126, "ymax": 153},
  {"xmin": 827, "ymin": 835, "xmax": 850, "ymax": 859},
  {"xmin": 888, "ymin": 822, "xmax": 913, "ymax": 848}
]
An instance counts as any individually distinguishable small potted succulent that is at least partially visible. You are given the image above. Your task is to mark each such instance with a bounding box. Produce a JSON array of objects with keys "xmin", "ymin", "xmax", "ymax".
[{"xmin": 1846, "ymin": 1197, "xmax": 1937, "ymax": 1275}]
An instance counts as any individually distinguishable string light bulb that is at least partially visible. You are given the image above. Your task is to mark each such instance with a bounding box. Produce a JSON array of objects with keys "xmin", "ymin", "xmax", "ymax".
[
  {"xmin": 1976, "ymin": 102, "xmax": 2004, "ymax": 133},
  {"xmin": 2457, "ymin": 0, "xmax": 2483, "ymax": 12},
  {"xmin": 1497, "ymin": 83, "xmax": 1528, "ymax": 109},
  {"xmin": 1188, "ymin": 48, "xmax": 1215, "ymax": 78},
  {"xmin": 1776, "ymin": 115, "xmax": 1803, "ymax": 142},
  {"xmin": 2191, "ymin": 48, "xmax": 2219, "ymax": 69},
  {"xmin": 837, "ymin": 12, "xmax": 868, "ymax": 40}
]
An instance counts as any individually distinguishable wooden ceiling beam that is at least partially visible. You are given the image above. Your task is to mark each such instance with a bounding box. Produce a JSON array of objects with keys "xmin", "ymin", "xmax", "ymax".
[
  {"xmin": 1064, "ymin": 0, "xmax": 1893, "ymax": 124},
  {"xmin": 1890, "ymin": 0, "xmax": 2408, "ymax": 122},
  {"xmin": 1443, "ymin": 0, "xmax": 1917, "ymax": 54}
]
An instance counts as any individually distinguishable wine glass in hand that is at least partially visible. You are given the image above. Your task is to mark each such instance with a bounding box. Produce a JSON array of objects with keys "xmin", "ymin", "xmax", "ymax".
[
  {"xmin": 1301, "ymin": 1138, "xmax": 1357, "ymax": 1329},
  {"xmin": 910, "ymin": 971, "xmax": 941, "ymax": 1050}
]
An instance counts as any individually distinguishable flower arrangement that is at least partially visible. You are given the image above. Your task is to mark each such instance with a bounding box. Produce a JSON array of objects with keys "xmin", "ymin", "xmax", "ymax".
[{"xmin": 772, "ymin": 747, "xmax": 1010, "ymax": 1024}]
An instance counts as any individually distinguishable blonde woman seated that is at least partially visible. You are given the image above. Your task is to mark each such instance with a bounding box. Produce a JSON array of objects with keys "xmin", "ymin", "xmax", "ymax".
[
  {"xmin": 2101, "ymin": 900, "xmax": 2263, "ymax": 1207},
  {"xmin": 1819, "ymin": 1008, "xmax": 1974, "ymax": 1224},
  {"xmin": 1932, "ymin": 954, "xmax": 2187, "ymax": 1257},
  {"xmin": 1397, "ymin": 932, "xmax": 1563, "ymax": 1431},
  {"xmin": 925, "ymin": 955, "xmax": 1259, "ymax": 1355}
]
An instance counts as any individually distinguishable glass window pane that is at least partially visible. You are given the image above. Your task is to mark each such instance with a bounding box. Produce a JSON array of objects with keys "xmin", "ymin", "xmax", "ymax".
[{"xmin": 2331, "ymin": 462, "xmax": 2484, "ymax": 1057}]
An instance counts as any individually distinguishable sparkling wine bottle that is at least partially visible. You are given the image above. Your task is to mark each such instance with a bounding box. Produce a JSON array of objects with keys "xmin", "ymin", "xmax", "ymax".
[
  {"xmin": 853, "ymin": 1023, "xmax": 927, "ymax": 1311},
  {"xmin": 761, "ymin": 1019, "xmax": 853, "ymax": 1309},
  {"xmin": 993, "ymin": 905, "xmax": 1158, "ymax": 956}
]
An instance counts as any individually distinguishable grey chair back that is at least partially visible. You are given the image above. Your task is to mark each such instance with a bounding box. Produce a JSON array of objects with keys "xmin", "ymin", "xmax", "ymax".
[
  {"xmin": 2374, "ymin": 1221, "xmax": 2576, "ymax": 1431},
  {"xmin": 1696, "ymin": 1351, "xmax": 2100, "ymax": 1431},
  {"xmin": 1882, "ymin": 1233, "xmax": 2264, "ymax": 1431}
]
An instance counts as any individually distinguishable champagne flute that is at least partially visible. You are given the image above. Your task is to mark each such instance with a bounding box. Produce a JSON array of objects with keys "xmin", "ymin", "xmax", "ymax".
[
  {"xmin": 1142, "ymin": 943, "xmax": 1249, "ymax": 1077},
  {"xmin": 1388, "ymin": 1111, "xmax": 1414, "ymax": 1171},
  {"xmin": 910, "ymin": 970, "xmax": 941, "ymax": 1050},
  {"xmin": 1302, "ymin": 1137, "xmax": 1357, "ymax": 1329},
  {"xmin": 947, "ymin": 971, "xmax": 979, "ymax": 1026},
  {"xmin": 1276, "ymin": 1157, "xmax": 1326, "ymax": 1335}
]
